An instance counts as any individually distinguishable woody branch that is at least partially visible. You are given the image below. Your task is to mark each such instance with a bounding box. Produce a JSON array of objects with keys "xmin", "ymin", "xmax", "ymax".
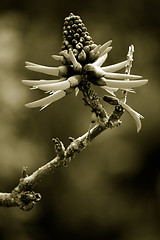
[{"xmin": 0, "ymin": 46, "xmax": 133, "ymax": 211}]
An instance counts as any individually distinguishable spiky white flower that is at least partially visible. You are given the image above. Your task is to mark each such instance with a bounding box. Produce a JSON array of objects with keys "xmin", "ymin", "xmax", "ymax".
[{"xmin": 23, "ymin": 13, "xmax": 148, "ymax": 131}]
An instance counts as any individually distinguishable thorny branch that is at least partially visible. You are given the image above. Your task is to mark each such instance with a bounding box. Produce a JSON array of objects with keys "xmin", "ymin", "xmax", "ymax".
[{"xmin": 0, "ymin": 46, "xmax": 133, "ymax": 211}]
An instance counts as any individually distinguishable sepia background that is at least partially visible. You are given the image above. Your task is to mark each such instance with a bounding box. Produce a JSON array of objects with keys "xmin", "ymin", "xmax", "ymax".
[{"xmin": 0, "ymin": 0, "xmax": 160, "ymax": 239}]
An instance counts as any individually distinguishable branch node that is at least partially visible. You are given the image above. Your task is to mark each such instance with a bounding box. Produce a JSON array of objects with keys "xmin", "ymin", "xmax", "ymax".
[
  {"xmin": 11, "ymin": 186, "xmax": 41, "ymax": 211},
  {"xmin": 52, "ymin": 137, "xmax": 66, "ymax": 159},
  {"xmin": 18, "ymin": 191, "xmax": 41, "ymax": 211},
  {"xmin": 64, "ymin": 138, "xmax": 87, "ymax": 166},
  {"xmin": 68, "ymin": 136, "xmax": 75, "ymax": 142},
  {"xmin": 22, "ymin": 166, "xmax": 28, "ymax": 178}
]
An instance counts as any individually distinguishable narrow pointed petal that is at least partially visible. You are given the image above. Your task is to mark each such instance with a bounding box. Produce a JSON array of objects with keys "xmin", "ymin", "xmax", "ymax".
[
  {"xmin": 104, "ymin": 72, "xmax": 142, "ymax": 80},
  {"xmin": 99, "ymin": 40, "xmax": 112, "ymax": 54},
  {"xmin": 121, "ymin": 88, "xmax": 136, "ymax": 93},
  {"xmin": 69, "ymin": 48, "xmax": 78, "ymax": 65},
  {"xmin": 25, "ymin": 65, "xmax": 60, "ymax": 76},
  {"xmin": 25, "ymin": 90, "xmax": 66, "ymax": 108},
  {"xmin": 61, "ymin": 50, "xmax": 70, "ymax": 59},
  {"xmin": 105, "ymin": 79, "xmax": 148, "ymax": 88},
  {"xmin": 69, "ymin": 49, "xmax": 82, "ymax": 72},
  {"xmin": 37, "ymin": 75, "xmax": 81, "ymax": 92},
  {"xmin": 100, "ymin": 46, "xmax": 112, "ymax": 57},
  {"xmin": 22, "ymin": 80, "xmax": 47, "ymax": 86},
  {"xmin": 75, "ymin": 87, "xmax": 79, "ymax": 96},
  {"xmin": 68, "ymin": 75, "xmax": 82, "ymax": 87},
  {"xmin": 22, "ymin": 78, "xmax": 66, "ymax": 87},
  {"xmin": 25, "ymin": 61, "xmax": 39, "ymax": 66},
  {"xmin": 102, "ymin": 60, "xmax": 128, "ymax": 72},
  {"xmin": 93, "ymin": 77, "xmax": 106, "ymax": 86},
  {"xmin": 30, "ymin": 86, "xmax": 38, "ymax": 90},
  {"xmin": 84, "ymin": 65, "xmax": 142, "ymax": 80},
  {"xmin": 93, "ymin": 53, "xmax": 108, "ymax": 67},
  {"xmin": 25, "ymin": 61, "xmax": 50, "ymax": 68},
  {"xmin": 52, "ymin": 55, "xmax": 64, "ymax": 62},
  {"xmin": 60, "ymin": 50, "xmax": 71, "ymax": 64},
  {"xmin": 93, "ymin": 45, "xmax": 101, "ymax": 54},
  {"xmin": 38, "ymin": 80, "xmax": 70, "ymax": 92},
  {"xmin": 40, "ymin": 103, "xmax": 52, "ymax": 111},
  {"xmin": 78, "ymin": 49, "xmax": 87, "ymax": 62},
  {"xmin": 83, "ymin": 64, "xmax": 105, "ymax": 78},
  {"xmin": 101, "ymin": 86, "xmax": 118, "ymax": 95},
  {"xmin": 119, "ymin": 101, "xmax": 144, "ymax": 132}
]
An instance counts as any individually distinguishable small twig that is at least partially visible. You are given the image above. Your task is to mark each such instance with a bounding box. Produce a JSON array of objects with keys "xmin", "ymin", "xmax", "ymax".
[{"xmin": 122, "ymin": 45, "xmax": 134, "ymax": 103}]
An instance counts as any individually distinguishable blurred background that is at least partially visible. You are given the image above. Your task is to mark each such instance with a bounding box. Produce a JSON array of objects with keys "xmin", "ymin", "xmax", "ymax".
[{"xmin": 0, "ymin": 0, "xmax": 160, "ymax": 239}]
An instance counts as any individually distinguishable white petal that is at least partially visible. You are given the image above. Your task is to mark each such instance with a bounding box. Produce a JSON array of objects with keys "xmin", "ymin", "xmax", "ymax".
[
  {"xmin": 99, "ymin": 40, "xmax": 112, "ymax": 54},
  {"xmin": 101, "ymin": 86, "xmax": 118, "ymax": 95},
  {"xmin": 22, "ymin": 78, "xmax": 66, "ymax": 87},
  {"xmin": 39, "ymin": 103, "xmax": 52, "ymax": 111},
  {"xmin": 85, "ymin": 65, "xmax": 142, "ymax": 80},
  {"xmin": 100, "ymin": 47, "xmax": 112, "ymax": 57},
  {"xmin": 38, "ymin": 80, "xmax": 70, "ymax": 91},
  {"xmin": 69, "ymin": 49, "xmax": 82, "ymax": 71},
  {"xmin": 25, "ymin": 64, "xmax": 60, "ymax": 76},
  {"xmin": 119, "ymin": 101, "xmax": 144, "ymax": 132},
  {"xmin": 25, "ymin": 90, "xmax": 66, "ymax": 108},
  {"xmin": 93, "ymin": 45, "xmax": 101, "ymax": 54},
  {"xmin": 102, "ymin": 60, "xmax": 128, "ymax": 72},
  {"xmin": 75, "ymin": 87, "xmax": 79, "ymax": 96},
  {"xmin": 93, "ymin": 53, "xmax": 108, "ymax": 67},
  {"xmin": 68, "ymin": 75, "xmax": 82, "ymax": 87},
  {"xmin": 121, "ymin": 88, "xmax": 136, "ymax": 93},
  {"xmin": 105, "ymin": 79, "xmax": 148, "ymax": 88},
  {"xmin": 104, "ymin": 72, "xmax": 142, "ymax": 80},
  {"xmin": 52, "ymin": 55, "xmax": 64, "ymax": 62},
  {"xmin": 25, "ymin": 61, "xmax": 38, "ymax": 66}
]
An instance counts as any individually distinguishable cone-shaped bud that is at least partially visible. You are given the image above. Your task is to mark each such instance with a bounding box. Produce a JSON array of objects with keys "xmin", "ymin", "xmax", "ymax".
[{"xmin": 61, "ymin": 13, "xmax": 99, "ymax": 64}]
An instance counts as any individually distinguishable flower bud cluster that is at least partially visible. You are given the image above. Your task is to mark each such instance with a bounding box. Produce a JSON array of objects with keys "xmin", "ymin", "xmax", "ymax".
[{"xmin": 61, "ymin": 13, "xmax": 99, "ymax": 63}]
